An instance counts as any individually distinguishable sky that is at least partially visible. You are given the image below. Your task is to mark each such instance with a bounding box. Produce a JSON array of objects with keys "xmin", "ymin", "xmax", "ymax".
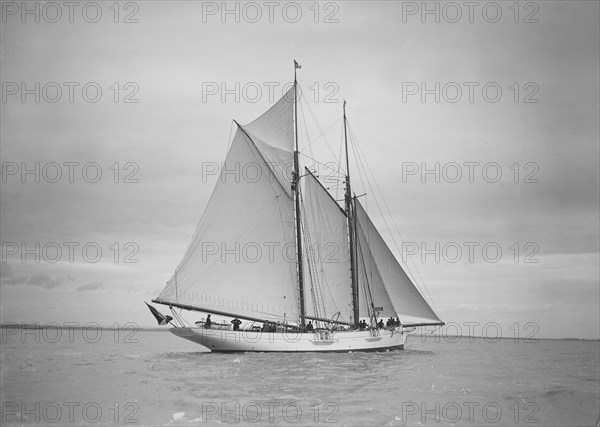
[{"xmin": 1, "ymin": 1, "xmax": 598, "ymax": 339}]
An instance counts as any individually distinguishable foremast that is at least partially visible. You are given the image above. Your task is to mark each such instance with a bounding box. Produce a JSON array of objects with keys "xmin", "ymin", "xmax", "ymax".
[
  {"xmin": 343, "ymin": 101, "xmax": 360, "ymax": 328},
  {"xmin": 293, "ymin": 60, "xmax": 306, "ymax": 329}
]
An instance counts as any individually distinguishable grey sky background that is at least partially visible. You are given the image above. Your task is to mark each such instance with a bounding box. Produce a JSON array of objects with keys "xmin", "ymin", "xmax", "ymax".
[{"xmin": 1, "ymin": 1, "xmax": 598, "ymax": 338}]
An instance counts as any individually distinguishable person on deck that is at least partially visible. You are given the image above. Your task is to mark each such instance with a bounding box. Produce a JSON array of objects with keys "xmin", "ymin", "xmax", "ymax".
[
  {"xmin": 262, "ymin": 322, "xmax": 276, "ymax": 332},
  {"xmin": 231, "ymin": 317, "xmax": 242, "ymax": 331},
  {"xmin": 306, "ymin": 321, "xmax": 314, "ymax": 332},
  {"xmin": 204, "ymin": 314, "xmax": 212, "ymax": 329},
  {"xmin": 377, "ymin": 319, "xmax": 384, "ymax": 328}
]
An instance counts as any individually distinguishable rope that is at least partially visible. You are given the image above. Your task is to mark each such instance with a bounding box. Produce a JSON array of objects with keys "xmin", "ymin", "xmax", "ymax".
[{"xmin": 347, "ymin": 123, "xmax": 441, "ymax": 317}]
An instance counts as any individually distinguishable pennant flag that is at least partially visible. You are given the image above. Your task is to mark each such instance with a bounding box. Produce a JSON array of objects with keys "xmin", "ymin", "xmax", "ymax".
[
  {"xmin": 294, "ymin": 60, "xmax": 301, "ymax": 69},
  {"xmin": 145, "ymin": 302, "xmax": 173, "ymax": 326}
]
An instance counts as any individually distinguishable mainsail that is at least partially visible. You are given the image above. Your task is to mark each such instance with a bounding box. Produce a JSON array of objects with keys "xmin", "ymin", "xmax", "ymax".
[
  {"xmin": 156, "ymin": 87, "xmax": 299, "ymax": 322},
  {"xmin": 355, "ymin": 200, "xmax": 442, "ymax": 325}
]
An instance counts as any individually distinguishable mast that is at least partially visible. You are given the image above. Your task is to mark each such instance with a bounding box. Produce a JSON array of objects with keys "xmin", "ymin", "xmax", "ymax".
[
  {"xmin": 344, "ymin": 101, "xmax": 360, "ymax": 327},
  {"xmin": 293, "ymin": 60, "xmax": 306, "ymax": 329}
]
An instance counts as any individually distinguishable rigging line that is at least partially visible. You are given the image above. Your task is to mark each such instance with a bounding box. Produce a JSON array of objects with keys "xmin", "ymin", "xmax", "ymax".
[
  {"xmin": 237, "ymin": 123, "xmax": 291, "ymax": 200},
  {"xmin": 304, "ymin": 168, "xmax": 347, "ymax": 216},
  {"xmin": 168, "ymin": 133, "xmax": 255, "ymax": 279},
  {"xmin": 300, "ymin": 186, "xmax": 328, "ymax": 325},
  {"xmin": 170, "ymin": 307, "xmax": 191, "ymax": 328},
  {"xmin": 311, "ymin": 228, "xmax": 345, "ymax": 323},
  {"xmin": 356, "ymin": 236, "xmax": 370, "ymax": 310},
  {"xmin": 298, "ymin": 99, "xmax": 315, "ymax": 161},
  {"xmin": 356, "ymin": 230, "xmax": 370, "ymax": 309},
  {"xmin": 303, "ymin": 116, "xmax": 343, "ymax": 153},
  {"xmin": 170, "ymin": 121, "xmax": 240, "ymax": 283},
  {"xmin": 300, "ymin": 94, "xmax": 343, "ymax": 162},
  {"xmin": 347, "ymin": 129, "xmax": 368, "ymax": 202},
  {"xmin": 336, "ymin": 129, "xmax": 345, "ymax": 202},
  {"xmin": 173, "ymin": 127, "xmax": 291, "ymax": 286},
  {"xmin": 348, "ymin": 128, "xmax": 439, "ymax": 316},
  {"xmin": 300, "ymin": 190, "xmax": 319, "ymax": 320},
  {"xmin": 304, "ymin": 171, "xmax": 351, "ymax": 322},
  {"xmin": 349, "ymin": 131, "xmax": 433, "ymax": 316},
  {"xmin": 307, "ymin": 224, "xmax": 344, "ymax": 321},
  {"xmin": 298, "ymin": 152, "xmax": 346, "ymax": 177},
  {"xmin": 356, "ymin": 220, "xmax": 396, "ymax": 320},
  {"xmin": 275, "ymin": 191, "xmax": 300, "ymax": 309},
  {"xmin": 319, "ymin": 268, "xmax": 345, "ymax": 323},
  {"xmin": 348, "ymin": 126, "xmax": 428, "ymax": 300},
  {"xmin": 347, "ymin": 124, "xmax": 440, "ymax": 316},
  {"xmin": 356, "ymin": 233, "xmax": 378, "ymax": 324}
]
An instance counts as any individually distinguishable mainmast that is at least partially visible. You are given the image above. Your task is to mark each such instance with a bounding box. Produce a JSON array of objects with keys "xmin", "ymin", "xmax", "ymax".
[
  {"xmin": 344, "ymin": 101, "xmax": 360, "ymax": 327},
  {"xmin": 293, "ymin": 60, "xmax": 306, "ymax": 329}
]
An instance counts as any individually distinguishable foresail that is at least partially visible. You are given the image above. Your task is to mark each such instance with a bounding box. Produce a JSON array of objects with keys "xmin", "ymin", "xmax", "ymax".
[
  {"xmin": 157, "ymin": 128, "xmax": 299, "ymax": 322},
  {"xmin": 302, "ymin": 170, "xmax": 354, "ymax": 324},
  {"xmin": 355, "ymin": 200, "xmax": 442, "ymax": 325}
]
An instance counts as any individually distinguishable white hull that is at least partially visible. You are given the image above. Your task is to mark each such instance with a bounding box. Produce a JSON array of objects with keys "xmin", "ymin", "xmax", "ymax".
[{"xmin": 169, "ymin": 327, "xmax": 405, "ymax": 352}]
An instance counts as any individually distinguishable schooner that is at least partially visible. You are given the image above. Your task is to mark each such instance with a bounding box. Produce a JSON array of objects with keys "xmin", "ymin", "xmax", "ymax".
[{"xmin": 147, "ymin": 62, "xmax": 444, "ymax": 352}]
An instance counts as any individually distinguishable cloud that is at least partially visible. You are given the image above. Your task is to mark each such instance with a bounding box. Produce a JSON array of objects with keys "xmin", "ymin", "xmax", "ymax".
[
  {"xmin": 0, "ymin": 264, "xmax": 29, "ymax": 286},
  {"xmin": 27, "ymin": 274, "xmax": 62, "ymax": 289},
  {"xmin": 0, "ymin": 267, "xmax": 74, "ymax": 289},
  {"xmin": 2, "ymin": 275, "xmax": 28, "ymax": 285},
  {"xmin": 76, "ymin": 281, "xmax": 104, "ymax": 292}
]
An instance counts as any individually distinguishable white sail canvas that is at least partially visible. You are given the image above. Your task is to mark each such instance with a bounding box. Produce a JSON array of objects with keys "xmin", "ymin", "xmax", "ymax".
[{"xmin": 151, "ymin": 70, "xmax": 443, "ymax": 352}]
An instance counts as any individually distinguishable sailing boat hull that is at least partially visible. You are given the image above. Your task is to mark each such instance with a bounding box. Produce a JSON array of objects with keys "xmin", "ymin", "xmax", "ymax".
[{"xmin": 169, "ymin": 327, "xmax": 405, "ymax": 352}]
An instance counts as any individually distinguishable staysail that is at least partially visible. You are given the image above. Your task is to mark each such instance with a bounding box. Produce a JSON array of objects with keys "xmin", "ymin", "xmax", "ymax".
[
  {"xmin": 355, "ymin": 200, "xmax": 443, "ymax": 325},
  {"xmin": 356, "ymin": 226, "xmax": 396, "ymax": 320},
  {"xmin": 302, "ymin": 169, "xmax": 354, "ymax": 324},
  {"xmin": 156, "ymin": 88, "xmax": 299, "ymax": 322}
]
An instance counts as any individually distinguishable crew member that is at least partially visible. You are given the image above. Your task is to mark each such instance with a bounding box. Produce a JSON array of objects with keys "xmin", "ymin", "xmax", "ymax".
[{"xmin": 231, "ymin": 317, "xmax": 242, "ymax": 331}]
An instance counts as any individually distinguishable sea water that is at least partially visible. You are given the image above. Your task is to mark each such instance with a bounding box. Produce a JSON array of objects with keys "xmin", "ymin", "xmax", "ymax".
[{"xmin": 1, "ymin": 328, "xmax": 598, "ymax": 426}]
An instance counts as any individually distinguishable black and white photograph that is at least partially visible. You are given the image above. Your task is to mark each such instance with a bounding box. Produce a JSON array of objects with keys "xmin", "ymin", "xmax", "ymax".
[{"xmin": 1, "ymin": 1, "xmax": 599, "ymax": 425}]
